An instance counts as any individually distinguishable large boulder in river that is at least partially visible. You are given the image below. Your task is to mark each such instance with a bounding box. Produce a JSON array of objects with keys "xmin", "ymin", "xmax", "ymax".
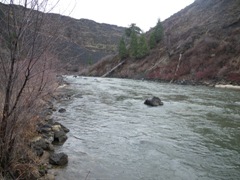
[{"xmin": 144, "ymin": 96, "xmax": 163, "ymax": 106}]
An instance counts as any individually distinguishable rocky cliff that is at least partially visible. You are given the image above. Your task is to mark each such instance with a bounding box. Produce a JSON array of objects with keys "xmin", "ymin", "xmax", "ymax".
[
  {"xmin": 47, "ymin": 15, "xmax": 125, "ymax": 71},
  {"xmin": 86, "ymin": 0, "xmax": 240, "ymax": 85},
  {"xmin": 0, "ymin": 2, "xmax": 125, "ymax": 72}
]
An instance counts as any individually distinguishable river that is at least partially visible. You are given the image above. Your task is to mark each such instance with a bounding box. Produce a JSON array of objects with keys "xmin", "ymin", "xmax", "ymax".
[{"xmin": 53, "ymin": 76, "xmax": 240, "ymax": 180}]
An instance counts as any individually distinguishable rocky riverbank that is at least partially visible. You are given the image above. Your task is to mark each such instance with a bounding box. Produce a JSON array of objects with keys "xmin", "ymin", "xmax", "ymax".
[
  {"xmin": 31, "ymin": 117, "xmax": 69, "ymax": 179},
  {"xmin": 28, "ymin": 77, "xmax": 72, "ymax": 180}
]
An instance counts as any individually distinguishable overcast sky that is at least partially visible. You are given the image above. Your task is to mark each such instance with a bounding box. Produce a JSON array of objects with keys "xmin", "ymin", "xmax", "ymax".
[{"xmin": 50, "ymin": 0, "xmax": 194, "ymax": 32}]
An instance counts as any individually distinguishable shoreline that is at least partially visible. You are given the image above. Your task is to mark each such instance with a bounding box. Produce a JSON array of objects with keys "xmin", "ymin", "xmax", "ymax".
[
  {"xmin": 78, "ymin": 74, "xmax": 240, "ymax": 90},
  {"xmin": 215, "ymin": 84, "xmax": 240, "ymax": 90},
  {"xmin": 31, "ymin": 76, "xmax": 71, "ymax": 180}
]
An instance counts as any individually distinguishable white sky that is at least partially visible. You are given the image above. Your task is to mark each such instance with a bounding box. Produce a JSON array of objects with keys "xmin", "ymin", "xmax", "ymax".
[{"xmin": 51, "ymin": 0, "xmax": 194, "ymax": 32}]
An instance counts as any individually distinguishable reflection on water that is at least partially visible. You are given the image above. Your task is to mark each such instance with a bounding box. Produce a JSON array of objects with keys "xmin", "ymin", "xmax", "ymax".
[{"xmin": 53, "ymin": 76, "xmax": 240, "ymax": 180}]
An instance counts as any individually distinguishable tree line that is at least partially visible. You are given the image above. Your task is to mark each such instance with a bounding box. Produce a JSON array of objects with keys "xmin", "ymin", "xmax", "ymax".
[{"xmin": 118, "ymin": 19, "xmax": 164, "ymax": 60}]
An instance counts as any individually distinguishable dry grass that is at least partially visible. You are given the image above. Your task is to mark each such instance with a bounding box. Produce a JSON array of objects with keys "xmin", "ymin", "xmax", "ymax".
[
  {"xmin": 8, "ymin": 112, "xmax": 42, "ymax": 178},
  {"xmin": 0, "ymin": 69, "xmax": 57, "ymax": 179}
]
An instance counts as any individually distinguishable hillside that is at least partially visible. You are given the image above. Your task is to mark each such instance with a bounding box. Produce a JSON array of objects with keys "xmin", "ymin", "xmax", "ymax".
[
  {"xmin": 0, "ymin": 2, "xmax": 125, "ymax": 72},
  {"xmin": 46, "ymin": 15, "xmax": 125, "ymax": 71},
  {"xmin": 85, "ymin": 0, "xmax": 240, "ymax": 85}
]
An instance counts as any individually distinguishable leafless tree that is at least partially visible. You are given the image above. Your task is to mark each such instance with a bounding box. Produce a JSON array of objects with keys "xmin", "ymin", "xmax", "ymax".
[{"xmin": 0, "ymin": 0, "xmax": 61, "ymax": 177}]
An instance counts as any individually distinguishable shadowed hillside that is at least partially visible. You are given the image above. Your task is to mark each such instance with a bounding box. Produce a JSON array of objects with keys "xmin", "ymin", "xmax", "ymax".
[
  {"xmin": 0, "ymin": 2, "xmax": 125, "ymax": 72},
  {"xmin": 85, "ymin": 0, "xmax": 240, "ymax": 85}
]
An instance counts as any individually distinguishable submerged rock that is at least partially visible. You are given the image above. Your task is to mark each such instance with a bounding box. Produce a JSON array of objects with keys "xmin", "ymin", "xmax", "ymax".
[
  {"xmin": 144, "ymin": 96, "xmax": 163, "ymax": 106},
  {"xmin": 58, "ymin": 108, "xmax": 66, "ymax": 113}
]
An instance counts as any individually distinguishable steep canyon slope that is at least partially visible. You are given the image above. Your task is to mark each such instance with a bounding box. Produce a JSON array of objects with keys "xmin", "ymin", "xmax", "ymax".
[
  {"xmin": 86, "ymin": 0, "xmax": 240, "ymax": 84},
  {"xmin": 0, "ymin": 2, "xmax": 125, "ymax": 72}
]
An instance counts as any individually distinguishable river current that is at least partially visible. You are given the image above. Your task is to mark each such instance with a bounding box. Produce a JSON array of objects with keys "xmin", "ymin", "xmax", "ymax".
[{"xmin": 53, "ymin": 76, "xmax": 240, "ymax": 180}]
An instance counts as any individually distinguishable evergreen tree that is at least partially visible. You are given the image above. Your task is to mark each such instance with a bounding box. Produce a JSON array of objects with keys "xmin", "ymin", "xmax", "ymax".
[
  {"xmin": 129, "ymin": 31, "xmax": 138, "ymax": 58},
  {"xmin": 155, "ymin": 19, "xmax": 164, "ymax": 43},
  {"xmin": 149, "ymin": 32, "xmax": 156, "ymax": 49},
  {"xmin": 118, "ymin": 37, "xmax": 128, "ymax": 59},
  {"xmin": 137, "ymin": 35, "xmax": 149, "ymax": 59},
  {"xmin": 123, "ymin": 23, "xmax": 150, "ymax": 59},
  {"xmin": 125, "ymin": 23, "xmax": 142, "ymax": 37}
]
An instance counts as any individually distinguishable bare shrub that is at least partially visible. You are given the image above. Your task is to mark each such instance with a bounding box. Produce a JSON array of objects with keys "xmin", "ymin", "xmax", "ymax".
[{"xmin": 0, "ymin": 0, "xmax": 61, "ymax": 177}]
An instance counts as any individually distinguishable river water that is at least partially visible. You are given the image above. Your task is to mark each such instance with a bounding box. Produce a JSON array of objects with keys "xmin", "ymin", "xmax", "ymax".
[{"xmin": 53, "ymin": 76, "xmax": 240, "ymax": 180}]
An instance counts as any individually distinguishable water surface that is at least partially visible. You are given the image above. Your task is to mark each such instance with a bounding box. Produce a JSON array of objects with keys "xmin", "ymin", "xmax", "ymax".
[{"xmin": 53, "ymin": 76, "xmax": 240, "ymax": 180}]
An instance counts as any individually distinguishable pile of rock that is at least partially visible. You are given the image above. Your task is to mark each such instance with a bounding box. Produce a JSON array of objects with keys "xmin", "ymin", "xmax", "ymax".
[{"xmin": 30, "ymin": 106, "xmax": 70, "ymax": 179}]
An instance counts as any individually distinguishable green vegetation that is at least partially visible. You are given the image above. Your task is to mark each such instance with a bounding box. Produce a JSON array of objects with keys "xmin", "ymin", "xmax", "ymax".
[
  {"xmin": 149, "ymin": 32, "xmax": 156, "ymax": 49},
  {"xmin": 87, "ymin": 55, "xmax": 94, "ymax": 65},
  {"xmin": 118, "ymin": 37, "xmax": 128, "ymax": 59},
  {"xmin": 118, "ymin": 20, "xmax": 163, "ymax": 60},
  {"xmin": 118, "ymin": 24, "xmax": 150, "ymax": 59},
  {"xmin": 148, "ymin": 19, "xmax": 164, "ymax": 49},
  {"xmin": 125, "ymin": 23, "xmax": 142, "ymax": 37},
  {"xmin": 155, "ymin": 19, "xmax": 164, "ymax": 43},
  {"xmin": 129, "ymin": 31, "xmax": 139, "ymax": 58},
  {"xmin": 137, "ymin": 34, "xmax": 149, "ymax": 59},
  {"xmin": 129, "ymin": 30, "xmax": 149, "ymax": 59}
]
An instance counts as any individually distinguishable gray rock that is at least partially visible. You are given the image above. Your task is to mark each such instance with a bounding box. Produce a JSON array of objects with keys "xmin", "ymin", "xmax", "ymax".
[
  {"xmin": 144, "ymin": 96, "xmax": 163, "ymax": 106},
  {"xmin": 52, "ymin": 125, "xmax": 62, "ymax": 132},
  {"xmin": 39, "ymin": 168, "xmax": 47, "ymax": 177},
  {"xmin": 39, "ymin": 173, "xmax": 55, "ymax": 180},
  {"xmin": 52, "ymin": 107, "xmax": 57, "ymax": 111},
  {"xmin": 58, "ymin": 108, "xmax": 66, "ymax": 113},
  {"xmin": 42, "ymin": 132, "xmax": 54, "ymax": 144},
  {"xmin": 47, "ymin": 118, "xmax": 54, "ymax": 125},
  {"xmin": 53, "ymin": 122, "xmax": 70, "ymax": 133},
  {"xmin": 34, "ymin": 146, "xmax": 44, "ymax": 157},
  {"xmin": 49, "ymin": 153, "xmax": 68, "ymax": 166},
  {"xmin": 37, "ymin": 124, "xmax": 52, "ymax": 133},
  {"xmin": 53, "ymin": 130, "xmax": 68, "ymax": 144},
  {"xmin": 31, "ymin": 137, "xmax": 54, "ymax": 156}
]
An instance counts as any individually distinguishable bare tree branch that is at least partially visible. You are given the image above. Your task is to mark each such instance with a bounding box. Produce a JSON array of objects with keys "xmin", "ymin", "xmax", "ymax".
[{"xmin": 0, "ymin": 0, "xmax": 62, "ymax": 176}]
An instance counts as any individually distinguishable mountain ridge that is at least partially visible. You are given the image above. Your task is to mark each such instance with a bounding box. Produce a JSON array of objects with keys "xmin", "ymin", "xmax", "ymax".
[
  {"xmin": 0, "ymin": 2, "xmax": 125, "ymax": 72},
  {"xmin": 85, "ymin": 0, "xmax": 240, "ymax": 85}
]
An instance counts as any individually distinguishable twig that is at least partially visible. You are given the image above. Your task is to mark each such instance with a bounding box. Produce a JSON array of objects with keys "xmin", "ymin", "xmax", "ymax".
[
  {"xmin": 85, "ymin": 171, "xmax": 90, "ymax": 180},
  {"xmin": 72, "ymin": 135, "xmax": 83, "ymax": 140}
]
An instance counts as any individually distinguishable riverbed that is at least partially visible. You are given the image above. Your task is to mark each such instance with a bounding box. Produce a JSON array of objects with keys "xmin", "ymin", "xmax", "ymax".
[{"xmin": 53, "ymin": 76, "xmax": 240, "ymax": 180}]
